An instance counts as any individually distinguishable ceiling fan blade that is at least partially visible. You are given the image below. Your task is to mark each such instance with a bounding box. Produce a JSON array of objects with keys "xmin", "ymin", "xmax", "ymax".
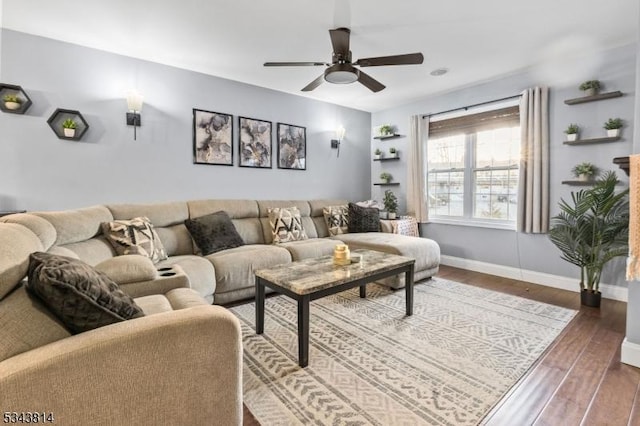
[
  {"xmin": 355, "ymin": 53, "xmax": 424, "ymax": 67},
  {"xmin": 264, "ymin": 61, "xmax": 328, "ymax": 67},
  {"xmin": 357, "ymin": 70, "xmax": 385, "ymax": 93},
  {"xmin": 301, "ymin": 74, "xmax": 325, "ymax": 92},
  {"xmin": 329, "ymin": 27, "xmax": 350, "ymax": 57}
]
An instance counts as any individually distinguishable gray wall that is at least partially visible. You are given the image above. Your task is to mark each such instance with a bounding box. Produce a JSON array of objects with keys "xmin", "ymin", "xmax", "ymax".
[
  {"xmin": 0, "ymin": 30, "xmax": 371, "ymax": 210},
  {"xmin": 372, "ymin": 44, "xmax": 637, "ymax": 284}
]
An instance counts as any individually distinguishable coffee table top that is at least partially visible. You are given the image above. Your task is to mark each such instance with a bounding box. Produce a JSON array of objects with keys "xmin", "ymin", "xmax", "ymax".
[{"xmin": 255, "ymin": 249, "xmax": 414, "ymax": 295}]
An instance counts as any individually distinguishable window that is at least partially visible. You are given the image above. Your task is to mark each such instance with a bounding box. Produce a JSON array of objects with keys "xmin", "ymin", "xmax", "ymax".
[{"xmin": 426, "ymin": 104, "xmax": 520, "ymax": 228}]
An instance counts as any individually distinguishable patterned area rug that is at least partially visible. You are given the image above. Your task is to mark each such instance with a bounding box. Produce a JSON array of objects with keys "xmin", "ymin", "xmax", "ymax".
[{"xmin": 230, "ymin": 278, "xmax": 576, "ymax": 425}]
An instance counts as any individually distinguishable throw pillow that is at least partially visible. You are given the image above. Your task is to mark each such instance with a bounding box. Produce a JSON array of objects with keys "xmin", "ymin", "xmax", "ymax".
[
  {"xmin": 184, "ymin": 211, "xmax": 244, "ymax": 256},
  {"xmin": 26, "ymin": 252, "xmax": 144, "ymax": 334},
  {"xmin": 323, "ymin": 205, "xmax": 349, "ymax": 236},
  {"xmin": 102, "ymin": 216, "xmax": 168, "ymax": 264},
  {"xmin": 268, "ymin": 207, "xmax": 308, "ymax": 243},
  {"xmin": 348, "ymin": 202, "xmax": 380, "ymax": 233}
]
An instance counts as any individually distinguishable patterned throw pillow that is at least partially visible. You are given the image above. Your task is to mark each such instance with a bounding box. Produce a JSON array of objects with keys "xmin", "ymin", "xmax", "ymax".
[
  {"xmin": 348, "ymin": 202, "xmax": 380, "ymax": 233},
  {"xmin": 323, "ymin": 205, "xmax": 349, "ymax": 236},
  {"xmin": 268, "ymin": 207, "xmax": 308, "ymax": 244},
  {"xmin": 101, "ymin": 216, "xmax": 168, "ymax": 264},
  {"xmin": 27, "ymin": 252, "xmax": 144, "ymax": 334},
  {"xmin": 184, "ymin": 211, "xmax": 244, "ymax": 256}
]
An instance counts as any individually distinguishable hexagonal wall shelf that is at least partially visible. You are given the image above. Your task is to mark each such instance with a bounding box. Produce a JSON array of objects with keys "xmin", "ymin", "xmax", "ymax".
[
  {"xmin": 47, "ymin": 108, "xmax": 89, "ymax": 141},
  {"xmin": 0, "ymin": 83, "xmax": 33, "ymax": 114}
]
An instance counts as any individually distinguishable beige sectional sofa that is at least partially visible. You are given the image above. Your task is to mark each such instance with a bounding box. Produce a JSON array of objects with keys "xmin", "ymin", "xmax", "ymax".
[{"xmin": 0, "ymin": 198, "xmax": 439, "ymax": 424}]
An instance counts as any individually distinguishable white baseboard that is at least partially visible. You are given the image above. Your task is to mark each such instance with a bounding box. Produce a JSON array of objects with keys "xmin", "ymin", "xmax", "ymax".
[
  {"xmin": 621, "ymin": 338, "xmax": 640, "ymax": 367},
  {"xmin": 440, "ymin": 255, "xmax": 628, "ymax": 302}
]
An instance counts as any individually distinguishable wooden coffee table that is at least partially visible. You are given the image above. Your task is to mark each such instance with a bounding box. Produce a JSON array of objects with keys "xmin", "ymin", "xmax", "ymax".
[{"xmin": 255, "ymin": 248, "xmax": 415, "ymax": 367}]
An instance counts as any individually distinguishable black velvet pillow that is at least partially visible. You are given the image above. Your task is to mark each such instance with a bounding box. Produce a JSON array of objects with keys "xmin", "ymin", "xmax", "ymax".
[
  {"xmin": 184, "ymin": 211, "xmax": 245, "ymax": 255},
  {"xmin": 348, "ymin": 202, "xmax": 380, "ymax": 233},
  {"xmin": 26, "ymin": 252, "xmax": 144, "ymax": 334}
]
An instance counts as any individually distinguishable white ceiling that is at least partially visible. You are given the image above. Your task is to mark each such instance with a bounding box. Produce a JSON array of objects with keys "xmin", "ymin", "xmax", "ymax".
[{"xmin": 1, "ymin": 0, "xmax": 638, "ymax": 112}]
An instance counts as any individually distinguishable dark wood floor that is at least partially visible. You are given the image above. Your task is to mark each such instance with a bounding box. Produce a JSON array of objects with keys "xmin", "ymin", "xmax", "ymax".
[{"xmin": 243, "ymin": 265, "xmax": 638, "ymax": 426}]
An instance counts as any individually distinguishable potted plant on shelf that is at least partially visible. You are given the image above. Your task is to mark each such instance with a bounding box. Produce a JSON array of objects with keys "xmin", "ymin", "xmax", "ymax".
[
  {"xmin": 380, "ymin": 172, "xmax": 392, "ymax": 184},
  {"xmin": 549, "ymin": 171, "xmax": 629, "ymax": 308},
  {"xmin": 383, "ymin": 190, "xmax": 398, "ymax": 220},
  {"xmin": 564, "ymin": 124, "xmax": 579, "ymax": 142},
  {"xmin": 374, "ymin": 148, "xmax": 382, "ymax": 160},
  {"xmin": 389, "ymin": 147, "xmax": 398, "ymax": 158},
  {"xmin": 579, "ymin": 80, "xmax": 601, "ymax": 97},
  {"xmin": 3, "ymin": 94, "xmax": 22, "ymax": 111},
  {"xmin": 62, "ymin": 118, "xmax": 77, "ymax": 138},
  {"xmin": 604, "ymin": 118, "xmax": 623, "ymax": 137},
  {"xmin": 379, "ymin": 124, "xmax": 393, "ymax": 136},
  {"xmin": 572, "ymin": 162, "xmax": 598, "ymax": 182}
]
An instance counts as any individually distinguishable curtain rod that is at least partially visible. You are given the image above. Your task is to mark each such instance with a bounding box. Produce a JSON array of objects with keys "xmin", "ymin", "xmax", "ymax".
[{"xmin": 421, "ymin": 94, "xmax": 522, "ymax": 119}]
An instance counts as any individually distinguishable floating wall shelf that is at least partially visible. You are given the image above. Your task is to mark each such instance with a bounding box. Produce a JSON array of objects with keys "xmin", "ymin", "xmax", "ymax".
[
  {"xmin": 563, "ymin": 136, "xmax": 621, "ymax": 145},
  {"xmin": 373, "ymin": 157, "xmax": 400, "ymax": 162},
  {"xmin": 373, "ymin": 182, "xmax": 400, "ymax": 186},
  {"xmin": 564, "ymin": 91, "xmax": 623, "ymax": 105},
  {"xmin": 0, "ymin": 83, "xmax": 32, "ymax": 114},
  {"xmin": 47, "ymin": 109, "xmax": 90, "ymax": 141},
  {"xmin": 562, "ymin": 180, "xmax": 596, "ymax": 186},
  {"xmin": 373, "ymin": 134, "xmax": 402, "ymax": 140}
]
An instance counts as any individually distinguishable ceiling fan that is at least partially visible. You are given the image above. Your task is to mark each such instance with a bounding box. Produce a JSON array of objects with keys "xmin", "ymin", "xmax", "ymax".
[{"xmin": 264, "ymin": 27, "xmax": 424, "ymax": 93}]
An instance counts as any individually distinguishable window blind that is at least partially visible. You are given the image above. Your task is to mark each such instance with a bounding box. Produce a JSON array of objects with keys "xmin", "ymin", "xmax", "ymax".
[{"xmin": 429, "ymin": 106, "xmax": 519, "ymax": 137}]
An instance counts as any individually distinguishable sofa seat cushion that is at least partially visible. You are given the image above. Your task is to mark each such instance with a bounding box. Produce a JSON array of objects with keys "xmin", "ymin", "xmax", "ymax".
[
  {"xmin": 26, "ymin": 252, "xmax": 145, "ymax": 334},
  {"xmin": 278, "ymin": 238, "xmax": 342, "ymax": 261},
  {"xmin": 95, "ymin": 255, "xmax": 158, "ymax": 284},
  {"xmin": 126, "ymin": 289, "xmax": 209, "ymax": 316},
  {"xmin": 205, "ymin": 245, "xmax": 291, "ymax": 296},
  {"xmin": 332, "ymin": 233, "xmax": 440, "ymax": 273},
  {"xmin": 155, "ymin": 255, "xmax": 216, "ymax": 303},
  {"xmin": 134, "ymin": 294, "xmax": 173, "ymax": 315}
]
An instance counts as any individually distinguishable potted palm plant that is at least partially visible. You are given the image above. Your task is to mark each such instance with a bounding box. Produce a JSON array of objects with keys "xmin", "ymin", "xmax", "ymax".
[
  {"xmin": 579, "ymin": 80, "xmax": 601, "ymax": 96},
  {"xmin": 564, "ymin": 124, "xmax": 579, "ymax": 142},
  {"xmin": 383, "ymin": 190, "xmax": 398, "ymax": 219},
  {"xmin": 572, "ymin": 162, "xmax": 598, "ymax": 182},
  {"xmin": 549, "ymin": 171, "xmax": 629, "ymax": 307},
  {"xmin": 62, "ymin": 118, "xmax": 77, "ymax": 138},
  {"xmin": 604, "ymin": 118, "xmax": 623, "ymax": 137}
]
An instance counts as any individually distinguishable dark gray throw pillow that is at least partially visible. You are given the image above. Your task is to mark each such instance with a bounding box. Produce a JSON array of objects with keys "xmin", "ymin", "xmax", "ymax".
[
  {"xmin": 26, "ymin": 252, "xmax": 144, "ymax": 334},
  {"xmin": 348, "ymin": 202, "xmax": 380, "ymax": 233},
  {"xmin": 184, "ymin": 211, "xmax": 245, "ymax": 255}
]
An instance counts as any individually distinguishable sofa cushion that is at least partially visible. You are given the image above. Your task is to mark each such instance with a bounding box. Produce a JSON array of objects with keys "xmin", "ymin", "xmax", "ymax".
[
  {"xmin": 95, "ymin": 255, "xmax": 158, "ymax": 284},
  {"xmin": 101, "ymin": 216, "xmax": 168, "ymax": 263},
  {"xmin": 323, "ymin": 205, "xmax": 349, "ymax": 236},
  {"xmin": 268, "ymin": 207, "xmax": 308, "ymax": 243},
  {"xmin": 278, "ymin": 238, "xmax": 342, "ymax": 261},
  {"xmin": 185, "ymin": 211, "xmax": 244, "ymax": 255},
  {"xmin": 348, "ymin": 202, "xmax": 380, "ymax": 233},
  {"xmin": 26, "ymin": 252, "xmax": 144, "ymax": 334},
  {"xmin": 33, "ymin": 205, "xmax": 113, "ymax": 246},
  {"xmin": 0, "ymin": 223, "xmax": 44, "ymax": 300},
  {"xmin": 205, "ymin": 245, "xmax": 291, "ymax": 296},
  {"xmin": 0, "ymin": 213, "xmax": 57, "ymax": 250},
  {"xmin": 188, "ymin": 199, "xmax": 264, "ymax": 245}
]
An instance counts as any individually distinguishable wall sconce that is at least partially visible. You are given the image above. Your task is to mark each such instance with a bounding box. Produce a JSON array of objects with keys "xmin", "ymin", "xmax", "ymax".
[
  {"xmin": 331, "ymin": 125, "xmax": 346, "ymax": 157},
  {"xmin": 126, "ymin": 90, "xmax": 144, "ymax": 140}
]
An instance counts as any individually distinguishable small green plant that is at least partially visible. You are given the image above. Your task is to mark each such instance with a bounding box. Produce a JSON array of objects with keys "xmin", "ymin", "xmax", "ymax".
[
  {"xmin": 579, "ymin": 80, "xmax": 601, "ymax": 92},
  {"xmin": 380, "ymin": 172, "xmax": 392, "ymax": 182},
  {"xmin": 389, "ymin": 147, "xmax": 397, "ymax": 154},
  {"xmin": 604, "ymin": 118, "xmax": 623, "ymax": 130},
  {"xmin": 379, "ymin": 124, "xmax": 393, "ymax": 135},
  {"xmin": 383, "ymin": 190, "xmax": 398, "ymax": 213},
  {"xmin": 62, "ymin": 118, "xmax": 77, "ymax": 129},
  {"xmin": 2, "ymin": 94, "xmax": 21, "ymax": 103},
  {"xmin": 374, "ymin": 148, "xmax": 382, "ymax": 155},
  {"xmin": 571, "ymin": 162, "xmax": 598, "ymax": 178},
  {"xmin": 564, "ymin": 124, "xmax": 579, "ymax": 135}
]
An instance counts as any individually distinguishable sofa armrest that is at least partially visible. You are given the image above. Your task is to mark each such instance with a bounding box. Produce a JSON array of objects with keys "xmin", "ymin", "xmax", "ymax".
[
  {"xmin": 0, "ymin": 305, "xmax": 242, "ymax": 426},
  {"xmin": 119, "ymin": 265, "xmax": 192, "ymax": 298}
]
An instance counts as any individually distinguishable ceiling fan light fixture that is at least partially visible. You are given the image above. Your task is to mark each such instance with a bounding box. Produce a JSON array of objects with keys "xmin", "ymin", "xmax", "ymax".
[{"xmin": 324, "ymin": 64, "xmax": 359, "ymax": 84}]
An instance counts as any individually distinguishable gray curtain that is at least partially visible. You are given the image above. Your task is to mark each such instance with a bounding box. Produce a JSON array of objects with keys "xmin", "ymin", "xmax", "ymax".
[
  {"xmin": 407, "ymin": 115, "xmax": 428, "ymax": 222},
  {"xmin": 518, "ymin": 87, "xmax": 550, "ymax": 233}
]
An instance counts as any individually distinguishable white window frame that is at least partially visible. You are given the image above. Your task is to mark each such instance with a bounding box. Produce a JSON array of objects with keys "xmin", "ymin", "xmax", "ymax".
[{"xmin": 426, "ymin": 101, "xmax": 520, "ymax": 231}]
